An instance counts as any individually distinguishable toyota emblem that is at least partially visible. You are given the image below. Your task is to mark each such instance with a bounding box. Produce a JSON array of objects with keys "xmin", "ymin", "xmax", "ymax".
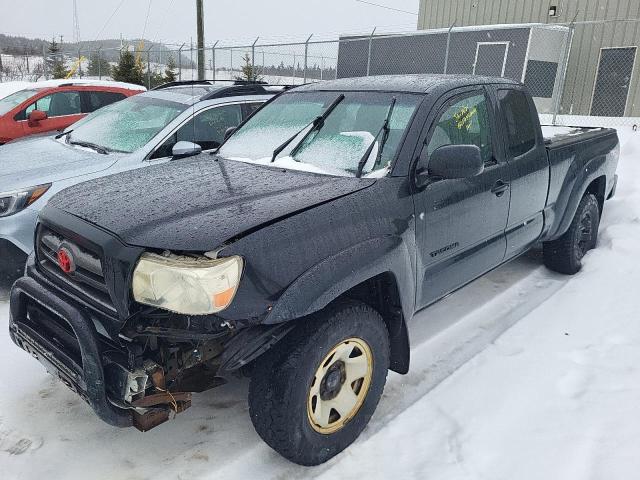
[{"xmin": 56, "ymin": 248, "xmax": 75, "ymax": 274}]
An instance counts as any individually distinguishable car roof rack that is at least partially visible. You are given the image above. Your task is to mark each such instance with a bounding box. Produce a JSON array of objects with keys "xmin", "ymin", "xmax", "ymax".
[
  {"xmin": 152, "ymin": 79, "xmax": 265, "ymax": 90},
  {"xmin": 151, "ymin": 79, "xmax": 301, "ymax": 99}
]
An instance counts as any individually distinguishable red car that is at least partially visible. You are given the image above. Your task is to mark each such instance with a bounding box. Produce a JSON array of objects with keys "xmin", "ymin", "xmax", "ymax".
[{"xmin": 0, "ymin": 82, "xmax": 143, "ymax": 144}]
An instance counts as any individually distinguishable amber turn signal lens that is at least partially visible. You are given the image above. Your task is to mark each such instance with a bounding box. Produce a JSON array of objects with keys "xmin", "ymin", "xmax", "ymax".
[
  {"xmin": 213, "ymin": 287, "xmax": 235, "ymax": 309},
  {"xmin": 27, "ymin": 184, "xmax": 51, "ymax": 206}
]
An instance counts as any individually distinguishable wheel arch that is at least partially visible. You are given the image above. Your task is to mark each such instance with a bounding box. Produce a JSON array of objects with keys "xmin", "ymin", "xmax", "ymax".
[
  {"xmin": 263, "ymin": 235, "xmax": 414, "ymax": 374},
  {"xmin": 339, "ymin": 271, "xmax": 410, "ymax": 374},
  {"xmin": 546, "ymin": 172, "xmax": 607, "ymax": 241}
]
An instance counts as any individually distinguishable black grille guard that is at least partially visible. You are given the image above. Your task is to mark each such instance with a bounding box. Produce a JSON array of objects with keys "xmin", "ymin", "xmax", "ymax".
[{"xmin": 9, "ymin": 276, "xmax": 132, "ymax": 428}]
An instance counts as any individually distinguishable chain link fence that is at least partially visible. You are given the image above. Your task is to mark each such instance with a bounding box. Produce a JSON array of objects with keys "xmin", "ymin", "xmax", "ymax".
[{"xmin": 2, "ymin": 19, "xmax": 640, "ymax": 127}]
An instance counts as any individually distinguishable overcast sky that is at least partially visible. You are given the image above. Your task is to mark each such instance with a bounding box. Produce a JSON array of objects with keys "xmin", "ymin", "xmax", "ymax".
[{"xmin": 1, "ymin": 0, "xmax": 419, "ymax": 45}]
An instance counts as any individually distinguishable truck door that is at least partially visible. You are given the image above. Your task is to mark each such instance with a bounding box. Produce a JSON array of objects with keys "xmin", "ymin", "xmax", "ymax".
[
  {"xmin": 495, "ymin": 87, "xmax": 549, "ymax": 258},
  {"xmin": 413, "ymin": 87, "xmax": 510, "ymax": 309}
]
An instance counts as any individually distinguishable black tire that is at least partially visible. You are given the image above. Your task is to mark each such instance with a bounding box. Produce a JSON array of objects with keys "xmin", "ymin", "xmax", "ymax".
[
  {"xmin": 248, "ymin": 300, "xmax": 390, "ymax": 466},
  {"xmin": 543, "ymin": 193, "xmax": 600, "ymax": 275}
]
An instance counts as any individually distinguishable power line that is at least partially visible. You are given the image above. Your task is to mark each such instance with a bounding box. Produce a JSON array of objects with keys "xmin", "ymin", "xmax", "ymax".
[
  {"xmin": 141, "ymin": 0, "xmax": 153, "ymax": 40},
  {"xmin": 93, "ymin": 0, "xmax": 127, "ymax": 42},
  {"xmin": 72, "ymin": 0, "xmax": 81, "ymax": 44},
  {"xmin": 354, "ymin": 0, "xmax": 418, "ymax": 16}
]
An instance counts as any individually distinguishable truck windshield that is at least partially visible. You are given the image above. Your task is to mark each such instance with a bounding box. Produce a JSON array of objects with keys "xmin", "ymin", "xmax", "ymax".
[
  {"xmin": 66, "ymin": 95, "xmax": 187, "ymax": 153},
  {"xmin": 219, "ymin": 91, "xmax": 421, "ymax": 177},
  {"xmin": 0, "ymin": 89, "xmax": 38, "ymax": 116}
]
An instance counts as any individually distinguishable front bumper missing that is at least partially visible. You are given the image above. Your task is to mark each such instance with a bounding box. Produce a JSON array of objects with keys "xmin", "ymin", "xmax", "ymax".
[
  {"xmin": 9, "ymin": 276, "xmax": 192, "ymax": 431},
  {"xmin": 10, "ymin": 276, "xmax": 133, "ymax": 428}
]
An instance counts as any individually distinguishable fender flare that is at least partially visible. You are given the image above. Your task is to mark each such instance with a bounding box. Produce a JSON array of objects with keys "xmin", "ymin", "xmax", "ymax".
[
  {"xmin": 264, "ymin": 235, "xmax": 414, "ymax": 324},
  {"xmin": 545, "ymin": 156, "xmax": 608, "ymax": 241},
  {"xmin": 263, "ymin": 235, "xmax": 415, "ymax": 373}
]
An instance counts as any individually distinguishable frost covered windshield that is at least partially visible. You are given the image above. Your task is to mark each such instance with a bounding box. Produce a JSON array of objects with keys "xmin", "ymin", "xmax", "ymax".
[
  {"xmin": 66, "ymin": 95, "xmax": 187, "ymax": 153},
  {"xmin": 219, "ymin": 91, "xmax": 421, "ymax": 177},
  {"xmin": 0, "ymin": 89, "xmax": 38, "ymax": 116}
]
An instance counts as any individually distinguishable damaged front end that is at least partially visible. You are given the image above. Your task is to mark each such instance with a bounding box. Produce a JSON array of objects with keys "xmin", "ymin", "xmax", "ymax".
[
  {"xmin": 9, "ymin": 273, "xmax": 228, "ymax": 430},
  {"xmin": 8, "ymin": 224, "xmax": 289, "ymax": 432}
]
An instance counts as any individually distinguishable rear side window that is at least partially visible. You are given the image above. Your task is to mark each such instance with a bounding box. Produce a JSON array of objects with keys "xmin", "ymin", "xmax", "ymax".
[
  {"xmin": 498, "ymin": 89, "xmax": 537, "ymax": 157},
  {"xmin": 84, "ymin": 91, "xmax": 127, "ymax": 113},
  {"xmin": 243, "ymin": 102, "xmax": 263, "ymax": 119}
]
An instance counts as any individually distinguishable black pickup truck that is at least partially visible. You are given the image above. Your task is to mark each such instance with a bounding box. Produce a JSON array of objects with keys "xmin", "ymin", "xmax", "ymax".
[{"xmin": 9, "ymin": 75, "xmax": 619, "ymax": 465}]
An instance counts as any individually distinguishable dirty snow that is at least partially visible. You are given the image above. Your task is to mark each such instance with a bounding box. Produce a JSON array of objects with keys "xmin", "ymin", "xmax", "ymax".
[{"xmin": 0, "ymin": 127, "xmax": 639, "ymax": 479}]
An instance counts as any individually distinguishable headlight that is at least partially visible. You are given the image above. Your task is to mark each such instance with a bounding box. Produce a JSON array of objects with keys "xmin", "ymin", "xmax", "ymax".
[
  {"xmin": 132, "ymin": 252, "xmax": 243, "ymax": 315},
  {"xmin": 0, "ymin": 183, "xmax": 51, "ymax": 217}
]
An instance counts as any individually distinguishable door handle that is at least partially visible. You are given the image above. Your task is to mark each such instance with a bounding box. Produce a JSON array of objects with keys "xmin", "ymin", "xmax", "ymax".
[{"xmin": 491, "ymin": 180, "xmax": 510, "ymax": 197}]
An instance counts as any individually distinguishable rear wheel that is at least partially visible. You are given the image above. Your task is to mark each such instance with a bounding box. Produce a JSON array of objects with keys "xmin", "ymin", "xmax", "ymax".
[
  {"xmin": 543, "ymin": 193, "xmax": 600, "ymax": 275},
  {"xmin": 248, "ymin": 300, "xmax": 389, "ymax": 466}
]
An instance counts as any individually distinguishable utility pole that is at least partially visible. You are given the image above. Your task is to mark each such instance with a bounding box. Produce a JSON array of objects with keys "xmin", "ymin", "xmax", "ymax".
[{"xmin": 196, "ymin": 0, "xmax": 205, "ymax": 80}]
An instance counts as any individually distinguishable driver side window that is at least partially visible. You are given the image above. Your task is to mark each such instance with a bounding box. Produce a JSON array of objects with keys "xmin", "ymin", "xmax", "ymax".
[
  {"xmin": 425, "ymin": 92, "xmax": 493, "ymax": 167},
  {"xmin": 151, "ymin": 104, "xmax": 243, "ymax": 159},
  {"xmin": 24, "ymin": 91, "xmax": 81, "ymax": 118}
]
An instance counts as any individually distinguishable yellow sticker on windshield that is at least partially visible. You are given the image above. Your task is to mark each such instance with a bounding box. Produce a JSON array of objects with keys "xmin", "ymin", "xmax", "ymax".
[{"xmin": 453, "ymin": 106, "xmax": 477, "ymax": 131}]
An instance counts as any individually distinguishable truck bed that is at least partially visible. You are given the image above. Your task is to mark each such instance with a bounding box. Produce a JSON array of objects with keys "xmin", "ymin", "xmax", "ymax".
[
  {"xmin": 541, "ymin": 125, "xmax": 619, "ymax": 241},
  {"xmin": 541, "ymin": 125, "xmax": 612, "ymax": 147}
]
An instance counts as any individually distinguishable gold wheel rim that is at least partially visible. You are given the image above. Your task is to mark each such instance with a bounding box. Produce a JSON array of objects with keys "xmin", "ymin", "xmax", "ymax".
[{"xmin": 307, "ymin": 337, "xmax": 373, "ymax": 434}]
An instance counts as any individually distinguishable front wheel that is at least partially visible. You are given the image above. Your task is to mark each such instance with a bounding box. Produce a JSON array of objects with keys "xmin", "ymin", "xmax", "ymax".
[
  {"xmin": 248, "ymin": 300, "xmax": 390, "ymax": 466},
  {"xmin": 543, "ymin": 193, "xmax": 600, "ymax": 275}
]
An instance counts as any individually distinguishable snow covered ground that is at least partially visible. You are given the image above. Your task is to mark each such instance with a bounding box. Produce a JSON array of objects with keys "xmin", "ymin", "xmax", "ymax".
[{"xmin": 0, "ymin": 127, "xmax": 638, "ymax": 479}]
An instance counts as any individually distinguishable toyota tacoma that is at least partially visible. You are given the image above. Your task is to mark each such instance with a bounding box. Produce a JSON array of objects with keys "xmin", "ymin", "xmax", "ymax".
[{"xmin": 9, "ymin": 75, "xmax": 619, "ymax": 465}]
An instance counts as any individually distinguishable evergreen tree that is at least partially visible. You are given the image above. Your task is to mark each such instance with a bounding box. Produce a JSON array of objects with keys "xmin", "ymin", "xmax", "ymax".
[
  {"xmin": 47, "ymin": 37, "xmax": 68, "ymax": 79},
  {"xmin": 111, "ymin": 48, "xmax": 144, "ymax": 85},
  {"xmin": 236, "ymin": 53, "xmax": 262, "ymax": 82},
  {"xmin": 87, "ymin": 54, "xmax": 111, "ymax": 77},
  {"xmin": 146, "ymin": 70, "xmax": 165, "ymax": 88},
  {"xmin": 163, "ymin": 55, "xmax": 177, "ymax": 83}
]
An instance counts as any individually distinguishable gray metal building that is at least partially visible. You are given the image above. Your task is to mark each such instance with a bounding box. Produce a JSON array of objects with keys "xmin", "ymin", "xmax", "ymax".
[
  {"xmin": 337, "ymin": 24, "xmax": 570, "ymax": 115},
  {"xmin": 418, "ymin": 0, "xmax": 640, "ymax": 118}
]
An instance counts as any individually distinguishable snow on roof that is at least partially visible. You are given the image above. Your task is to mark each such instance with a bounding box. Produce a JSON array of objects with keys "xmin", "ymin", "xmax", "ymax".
[
  {"xmin": 32, "ymin": 79, "xmax": 147, "ymax": 91},
  {"xmin": 0, "ymin": 81, "xmax": 33, "ymax": 99},
  {"xmin": 0, "ymin": 79, "xmax": 146, "ymax": 99}
]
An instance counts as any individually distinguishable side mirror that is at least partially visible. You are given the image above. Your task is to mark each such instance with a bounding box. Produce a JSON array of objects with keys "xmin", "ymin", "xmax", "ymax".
[
  {"xmin": 172, "ymin": 141, "xmax": 202, "ymax": 159},
  {"xmin": 428, "ymin": 144, "xmax": 484, "ymax": 180},
  {"xmin": 28, "ymin": 110, "xmax": 47, "ymax": 127},
  {"xmin": 224, "ymin": 127, "xmax": 237, "ymax": 141}
]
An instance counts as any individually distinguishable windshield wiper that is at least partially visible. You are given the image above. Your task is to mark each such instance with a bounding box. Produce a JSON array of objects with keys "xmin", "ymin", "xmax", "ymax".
[
  {"xmin": 271, "ymin": 93, "xmax": 345, "ymax": 163},
  {"xmin": 55, "ymin": 129, "xmax": 72, "ymax": 140},
  {"xmin": 356, "ymin": 97, "xmax": 396, "ymax": 178},
  {"xmin": 69, "ymin": 140, "xmax": 109, "ymax": 155}
]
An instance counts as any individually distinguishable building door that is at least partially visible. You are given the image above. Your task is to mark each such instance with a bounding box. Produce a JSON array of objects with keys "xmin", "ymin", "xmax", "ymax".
[
  {"xmin": 473, "ymin": 42, "xmax": 509, "ymax": 77},
  {"xmin": 591, "ymin": 47, "xmax": 637, "ymax": 117}
]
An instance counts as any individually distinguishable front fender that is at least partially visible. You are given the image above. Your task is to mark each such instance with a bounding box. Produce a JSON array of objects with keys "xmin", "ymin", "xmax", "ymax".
[{"xmin": 264, "ymin": 235, "xmax": 415, "ymax": 324}]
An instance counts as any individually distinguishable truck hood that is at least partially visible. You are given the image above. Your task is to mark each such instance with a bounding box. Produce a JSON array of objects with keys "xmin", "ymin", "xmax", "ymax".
[
  {"xmin": 0, "ymin": 136, "xmax": 120, "ymax": 192},
  {"xmin": 48, "ymin": 155, "xmax": 375, "ymax": 251}
]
